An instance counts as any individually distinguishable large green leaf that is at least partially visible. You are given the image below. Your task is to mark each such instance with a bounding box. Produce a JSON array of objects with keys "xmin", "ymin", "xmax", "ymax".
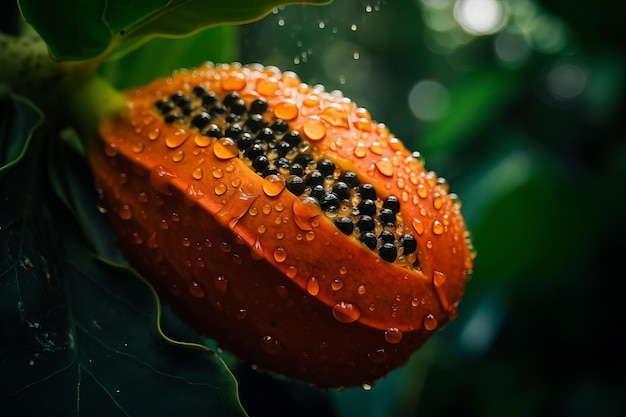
[
  {"xmin": 18, "ymin": 0, "xmax": 331, "ymax": 61},
  {"xmin": 0, "ymin": 92, "xmax": 247, "ymax": 416}
]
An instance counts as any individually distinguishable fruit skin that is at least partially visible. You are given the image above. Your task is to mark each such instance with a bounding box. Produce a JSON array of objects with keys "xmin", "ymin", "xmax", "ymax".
[{"xmin": 90, "ymin": 63, "xmax": 474, "ymax": 387}]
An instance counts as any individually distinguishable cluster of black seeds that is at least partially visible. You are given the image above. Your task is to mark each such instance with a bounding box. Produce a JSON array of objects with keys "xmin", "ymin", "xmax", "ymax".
[{"xmin": 154, "ymin": 89, "xmax": 419, "ymax": 265}]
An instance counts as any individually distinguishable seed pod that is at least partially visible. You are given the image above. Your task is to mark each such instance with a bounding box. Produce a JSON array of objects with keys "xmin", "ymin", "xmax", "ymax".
[{"xmin": 90, "ymin": 62, "xmax": 475, "ymax": 388}]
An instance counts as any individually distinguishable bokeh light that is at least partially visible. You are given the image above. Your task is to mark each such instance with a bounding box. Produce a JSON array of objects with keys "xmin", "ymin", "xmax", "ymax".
[{"xmin": 453, "ymin": 0, "xmax": 508, "ymax": 35}]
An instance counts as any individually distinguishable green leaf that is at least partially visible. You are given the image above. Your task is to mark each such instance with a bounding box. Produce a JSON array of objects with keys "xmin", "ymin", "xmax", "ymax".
[
  {"xmin": 18, "ymin": 0, "xmax": 331, "ymax": 61},
  {"xmin": 99, "ymin": 25, "xmax": 239, "ymax": 90},
  {"xmin": 0, "ymin": 94, "xmax": 248, "ymax": 416}
]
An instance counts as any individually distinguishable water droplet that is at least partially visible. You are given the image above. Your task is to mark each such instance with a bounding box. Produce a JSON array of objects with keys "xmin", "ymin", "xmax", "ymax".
[
  {"xmin": 306, "ymin": 276, "xmax": 320, "ymax": 296},
  {"xmin": 303, "ymin": 116, "xmax": 326, "ymax": 140},
  {"xmin": 384, "ymin": 327, "xmax": 403, "ymax": 344},
  {"xmin": 188, "ymin": 281, "xmax": 205, "ymax": 298},
  {"xmin": 411, "ymin": 297, "xmax": 420, "ymax": 307},
  {"xmin": 223, "ymin": 72, "xmax": 246, "ymax": 91},
  {"xmin": 332, "ymin": 301, "xmax": 361, "ymax": 323},
  {"xmin": 375, "ymin": 158, "xmax": 394, "ymax": 177},
  {"xmin": 369, "ymin": 141, "xmax": 383, "ymax": 155},
  {"xmin": 367, "ymin": 348, "xmax": 388, "ymax": 364},
  {"xmin": 146, "ymin": 232, "xmax": 158, "ymax": 249},
  {"xmin": 214, "ymin": 275, "xmax": 228, "ymax": 293},
  {"xmin": 417, "ymin": 183, "xmax": 428, "ymax": 199},
  {"xmin": 286, "ymin": 265, "xmax": 298, "ymax": 279},
  {"xmin": 250, "ymin": 236, "xmax": 265, "ymax": 261},
  {"xmin": 273, "ymin": 246, "xmax": 287, "ymax": 262},
  {"xmin": 339, "ymin": 266, "xmax": 348, "ymax": 275},
  {"xmin": 331, "ymin": 278, "xmax": 344, "ymax": 291},
  {"xmin": 354, "ymin": 142, "xmax": 367, "ymax": 158},
  {"xmin": 274, "ymin": 285, "xmax": 289, "ymax": 298},
  {"xmin": 262, "ymin": 203, "xmax": 272, "ymax": 215},
  {"xmin": 213, "ymin": 137, "xmax": 239, "ymax": 159},
  {"xmin": 214, "ymin": 182, "xmax": 227, "ymax": 195},
  {"xmin": 433, "ymin": 194, "xmax": 443, "ymax": 210},
  {"xmin": 118, "ymin": 204, "xmax": 133, "ymax": 220},
  {"xmin": 219, "ymin": 241, "xmax": 232, "ymax": 253},
  {"xmin": 105, "ymin": 143, "xmax": 118, "ymax": 157},
  {"xmin": 235, "ymin": 308, "xmax": 248, "ymax": 320},
  {"xmin": 305, "ymin": 231, "xmax": 315, "ymax": 241},
  {"xmin": 273, "ymin": 99, "xmax": 299, "ymax": 120},
  {"xmin": 319, "ymin": 103, "xmax": 349, "ymax": 128},
  {"xmin": 216, "ymin": 187, "xmax": 259, "ymax": 229},
  {"xmin": 148, "ymin": 127, "xmax": 160, "ymax": 140},
  {"xmin": 194, "ymin": 134, "xmax": 211, "ymax": 147},
  {"xmin": 292, "ymin": 198, "xmax": 319, "ymax": 231},
  {"xmin": 260, "ymin": 335, "xmax": 283, "ymax": 355},
  {"xmin": 189, "ymin": 167, "xmax": 203, "ymax": 180},
  {"xmin": 160, "ymin": 219, "xmax": 169, "ymax": 229},
  {"xmin": 150, "ymin": 165, "xmax": 177, "ymax": 195},
  {"xmin": 424, "ymin": 313, "xmax": 438, "ymax": 331},
  {"xmin": 257, "ymin": 77, "xmax": 279, "ymax": 96},
  {"xmin": 433, "ymin": 271, "xmax": 447, "ymax": 287},
  {"xmin": 432, "ymin": 220, "xmax": 444, "ymax": 235},
  {"xmin": 165, "ymin": 131, "xmax": 189, "ymax": 148},
  {"xmin": 132, "ymin": 142, "xmax": 144, "ymax": 153},
  {"xmin": 212, "ymin": 167, "xmax": 223, "ymax": 179},
  {"xmin": 262, "ymin": 174, "xmax": 286, "ymax": 197},
  {"xmin": 412, "ymin": 218, "xmax": 424, "ymax": 235},
  {"xmin": 361, "ymin": 383, "xmax": 372, "ymax": 391}
]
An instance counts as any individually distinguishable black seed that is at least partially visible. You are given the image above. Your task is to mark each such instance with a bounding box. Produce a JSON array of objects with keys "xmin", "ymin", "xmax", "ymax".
[
  {"xmin": 246, "ymin": 113, "xmax": 265, "ymax": 132},
  {"xmin": 191, "ymin": 112, "xmax": 211, "ymax": 130},
  {"xmin": 334, "ymin": 217, "xmax": 354, "ymax": 235},
  {"xmin": 357, "ymin": 215, "xmax": 375, "ymax": 232},
  {"xmin": 205, "ymin": 124, "xmax": 222, "ymax": 138},
  {"xmin": 256, "ymin": 128, "xmax": 275, "ymax": 143},
  {"xmin": 244, "ymin": 143, "xmax": 264, "ymax": 160},
  {"xmin": 360, "ymin": 232, "xmax": 377, "ymax": 250},
  {"xmin": 181, "ymin": 104, "xmax": 196, "ymax": 115},
  {"xmin": 317, "ymin": 159, "xmax": 335, "ymax": 177},
  {"xmin": 289, "ymin": 163, "xmax": 304, "ymax": 177},
  {"xmin": 164, "ymin": 114, "xmax": 182, "ymax": 124},
  {"xmin": 209, "ymin": 104, "xmax": 226, "ymax": 117},
  {"xmin": 310, "ymin": 184, "xmax": 325, "ymax": 200},
  {"xmin": 192, "ymin": 85, "xmax": 207, "ymax": 97},
  {"xmin": 173, "ymin": 95, "xmax": 191, "ymax": 108},
  {"xmin": 225, "ymin": 124, "xmax": 243, "ymax": 139},
  {"xmin": 321, "ymin": 192, "xmax": 340, "ymax": 212},
  {"xmin": 304, "ymin": 171, "xmax": 324, "ymax": 187},
  {"xmin": 155, "ymin": 99, "xmax": 175, "ymax": 114},
  {"xmin": 293, "ymin": 153, "xmax": 313, "ymax": 167},
  {"xmin": 276, "ymin": 157, "xmax": 290, "ymax": 171},
  {"xmin": 283, "ymin": 131, "xmax": 302, "ymax": 147},
  {"xmin": 262, "ymin": 167, "xmax": 280, "ymax": 177},
  {"xmin": 271, "ymin": 119, "xmax": 289, "ymax": 135},
  {"xmin": 202, "ymin": 92, "xmax": 218, "ymax": 107},
  {"xmin": 357, "ymin": 199, "xmax": 376, "ymax": 216},
  {"xmin": 230, "ymin": 99, "xmax": 247, "ymax": 115},
  {"xmin": 379, "ymin": 230, "xmax": 395, "ymax": 245},
  {"xmin": 383, "ymin": 196, "xmax": 400, "ymax": 213},
  {"xmin": 379, "ymin": 243, "xmax": 397, "ymax": 262},
  {"xmin": 236, "ymin": 132, "xmax": 253, "ymax": 149},
  {"xmin": 250, "ymin": 98, "xmax": 268, "ymax": 114},
  {"xmin": 286, "ymin": 176, "xmax": 305, "ymax": 195},
  {"xmin": 339, "ymin": 171, "xmax": 360, "ymax": 188},
  {"xmin": 252, "ymin": 155, "xmax": 270, "ymax": 172},
  {"xmin": 276, "ymin": 141, "xmax": 292, "ymax": 157},
  {"xmin": 169, "ymin": 91, "xmax": 184, "ymax": 103},
  {"xmin": 223, "ymin": 93, "xmax": 240, "ymax": 108},
  {"xmin": 358, "ymin": 183, "xmax": 377, "ymax": 200},
  {"xmin": 226, "ymin": 113, "xmax": 240, "ymax": 124},
  {"xmin": 332, "ymin": 181, "xmax": 350, "ymax": 200},
  {"xmin": 379, "ymin": 208, "xmax": 396, "ymax": 226},
  {"xmin": 401, "ymin": 234, "xmax": 417, "ymax": 254}
]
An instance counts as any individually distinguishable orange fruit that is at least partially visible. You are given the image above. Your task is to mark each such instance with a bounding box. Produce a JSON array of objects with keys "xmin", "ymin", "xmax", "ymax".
[{"xmin": 90, "ymin": 63, "xmax": 474, "ymax": 387}]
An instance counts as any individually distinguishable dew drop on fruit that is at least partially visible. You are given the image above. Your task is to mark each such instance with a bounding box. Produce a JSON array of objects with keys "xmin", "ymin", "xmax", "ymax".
[
  {"xmin": 331, "ymin": 278, "xmax": 344, "ymax": 291},
  {"xmin": 223, "ymin": 72, "xmax": 246, "ymax": 91},
  {"xmin": 150, "ymin": 165, "xmax": 177, "ymax": 195},
  {"xmin": 332, "ymin": 301, "xmax": 361, "ymax": 323},
  {"xmin": 148, "ymin": 127, "xmax": 160, "ymax": 140},
  {"xmin": 286, "ymin": 265, "xmax": 298, "ymax": 279},
  {"xmin": 303, "ymin": 116, "xmax": 326, "ymax": 140},
  {"xmin": 306, "ymin": 276, "xmax": 320, "ymax": 296},
  {"xmin": 432, "ymin": 220, "xmax": 444, "ymax": 235},
  {"xmin": 354, "ymin": 142, "xmax": 367, "ymax": 158},
  {"xmin": 216, "ymin": 187, "xmax": 259, "ymax": 229},
  {"xmin": 367, "ymin": 348, "xmax": 388, "ymax": 364},
  {"xmin": 192, "ymin": 167, "xmax": 203, "ymax": 180},
  {"xmin": 165, "ymin": 131, "xmax": 189, "ymax": 148},
  {"xmin": 357, "ymin": 284, "xmax": 366, "ymax": 295},
  {"xmin": 188, "ymin": 281, "xmax": 205, "ymax": 298},
  {"xmin": 172, "ymin": 150, "xmax": 184, "ymax": 162},
  {"xmin": 274, "ymin": 99, "xmax": 299, "ymax": 120},
  {"xmin": 262, "ymin": 174, "xmax": 286, "ymax": 197},
  {"xmin": 319, "ymin": 103, "xmax": 349, "ymax": 128},
  {"xmin": 273, "ymin": 246, "xmax": 287, "ymax": 262},
  {"xmin": 412, "ymin": 218, "xmax": 424, "ymax": 235},
  {"xmin": 214, "ymin": 182, "xmax": 227, "ymax": 196},
  {"xmin": 214, "ymin": 275, "xmax": 228, "ymax": 293},
  {"xmin": 213, "ymin": 137, "xmax": 239, "ymax": 159},
  {"xmin": 375, "ymin": 158, "xmax": 394, "ymax": 177},
  {"xmin": 118, "ymin": 204, "xmax": 133, "ymax": 220},
  {"xmin": 260, "ymin": 335, "xmax": 283, "ymax": 355},
  {"xmin": 235, "ymin": 309, "xmax": 248, "ymax": 320},
  {"xmin": 384, "ymin": 327, "xmax": 403, "ymax": 344},
  {"xmin": 424, "ymin": 313, "xmax": 438, "ymax": 331}
]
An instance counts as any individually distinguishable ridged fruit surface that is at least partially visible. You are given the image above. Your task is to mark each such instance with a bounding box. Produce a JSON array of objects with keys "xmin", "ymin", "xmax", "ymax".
[{"xmin": 90, "ymin": 63, "xmax": 474, "ymax": 387}]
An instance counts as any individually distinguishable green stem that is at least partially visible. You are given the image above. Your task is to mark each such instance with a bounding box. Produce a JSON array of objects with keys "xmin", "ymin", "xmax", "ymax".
[{"xmin": 0, "ymin": 33, "xmax": 125, "ymax": 149}]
